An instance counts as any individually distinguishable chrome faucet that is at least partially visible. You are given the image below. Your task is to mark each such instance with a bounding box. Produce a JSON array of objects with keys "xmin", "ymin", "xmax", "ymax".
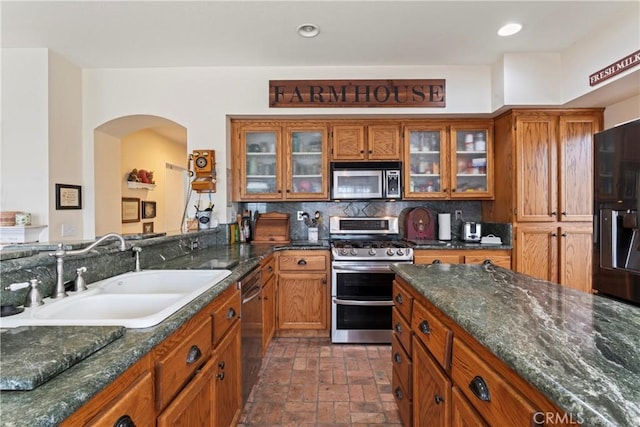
[{"xmin": 50, "ymin": 233, "xmax": 127, "ymax": 299}]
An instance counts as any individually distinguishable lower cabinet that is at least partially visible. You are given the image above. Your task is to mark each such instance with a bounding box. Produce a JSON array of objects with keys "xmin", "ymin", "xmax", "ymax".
[
  {"xmin": 414, "ymin": 249, "xmax": 512, "ymax": 269},
  {"xmin": 413, "ymin": 337, "xmax": 451, "ymax": 427},
  {"xmin": 276, "ymin": 250, "xmax": 330, "ymax": 334},
  {"xmin": 157, "ymin": 357, "xmax": 215, "ymax": 426},
  {"xmin": 212, "ymin": 321, "xmax": 242, "ymax": 427},
  {"xmin": 394, "ymin": 276, "xmax": 573, "ymax": 426},
  {"xmin": 262, "ymin": 272, "xmax": 276, "ymax": 353}
]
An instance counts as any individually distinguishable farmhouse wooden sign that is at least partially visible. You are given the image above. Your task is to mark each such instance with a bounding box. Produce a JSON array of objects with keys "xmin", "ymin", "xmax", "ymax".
[
  {"xmin": 589, "ymin": 49, "xmax": 640, "ymax": 86},
  {"xmin": 269, "ymin": 79, "xmax": 446, "ymax": 108}
]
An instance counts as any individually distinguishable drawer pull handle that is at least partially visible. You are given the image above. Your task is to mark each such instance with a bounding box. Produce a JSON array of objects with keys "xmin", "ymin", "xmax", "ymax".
[
  {"xmin": 432, "ymin": 259, "xmax": 441, "ymax": 264},
  {"xmin": 483, "ymin": 259, "xmax": 493, "ymax": 266},
  {"xmin": 434, "ymin": 395, "xmax": 444, "ymax": 405},
  {"xmin": 218, "ymin": 361, "xmax": 225, "ymax": 369},
  {"xmin": 394, "ymin": 322, "xmax": 403, "ymax": 333},
  {"xmin": 216, "ymin": 372, "xmax": 225, "ymax": 380},
  {"xmin": 186, "ymin": 345, "xmax": 202, "ymax": 364},
  {"xmin": 395, "ymin": 294, "xmax": 403, "ymax": 304},
  {"xmin": 394, "ymin": 352, "xmax": 402, "ymax": 364},
  {"xmin": 469, "ymin": 375, "xmax": 491, "ymax": 401},
  {"xmin": 227, "ymin": 307, "xmax": 237, "ymax": 319},
  {"xmin": 297, "ymin": 259, "xmax": 307, "ymax": 265},
  {"xmin": 394, "ymin": 387, "xmax": 403, "ymax": 400},
  {"xmin": 114, "ymin": 415, "xmax": 135, "ymax": 427},
  {"xmin": 419, "ymin": 320, "xmax": 431, "ymax": 335}
]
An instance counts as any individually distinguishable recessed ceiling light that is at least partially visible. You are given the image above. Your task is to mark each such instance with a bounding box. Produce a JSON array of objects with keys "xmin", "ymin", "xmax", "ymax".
[
  {"xmin": 497, "ymin": 23, "xmax": 522, "ymax": 37},
  {"xmin": 297, "ymin": 23, "xmax": 320, "ymax": 38}
]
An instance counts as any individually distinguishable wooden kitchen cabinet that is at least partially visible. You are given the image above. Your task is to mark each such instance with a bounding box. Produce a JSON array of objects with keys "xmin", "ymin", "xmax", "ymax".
[
  {"xmin": 212, "ymin": 321, "xmax": 242, "ymax": 427},
  {"xmin": 261, "ymin": 254, "xmax": 276, "ymax": 353},
  {"xmin": 331, "ymin": 122, "xmax": 401, "ymax": 161},
  {"xmin": 515, "ymin": 223, "xmax": 593, "ymax": 293},
  {"xmin": 484, "ymin": 109, "xmax": 602, "ymax": 292},
  {"xmin": 394, "ymin": 276, "xmax": 572, "ymax": 427},
  {"xmin": 414, "ymin": 249, "xmax": 512, "ymax": 269},
  {"xmin": 392, "ymin": 279, "xmax": 414, "ymax": 427},
  {"xmin": 276, "ymin": 250, "xmax": 330, "ymax": 335},
  {"xmin": 61, "ymin": 354, "xmax": 154, "ymax": 426},
  {"xmin": 404, "ymin": 121, "xmax": 493, "ymax": 200},
  {"xmin": 413, "ymin": 336, "xmax": 452, "ymax": 427},
  {"xmin": 232, "ymin": 120, "xmax": 330, "ymax": 201}
]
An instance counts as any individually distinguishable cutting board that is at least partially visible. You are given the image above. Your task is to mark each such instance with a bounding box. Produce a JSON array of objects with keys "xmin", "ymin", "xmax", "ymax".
[
  {"xmin": 0, "ymin": 325, "xmax": 125, "ymax": 390},
  {"xmin": 405, "ymin": 207, "xmax": 436, "ymax": 240}
]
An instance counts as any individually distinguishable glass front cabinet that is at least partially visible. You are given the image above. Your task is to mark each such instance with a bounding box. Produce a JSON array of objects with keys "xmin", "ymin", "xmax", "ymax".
[
  {"xmin": 404, "ymin": 121, "xmax": 493, "ymax": 199},
  {"xmin": 234, "ymin": 122, "xmax": 329, "ymax": 200}
]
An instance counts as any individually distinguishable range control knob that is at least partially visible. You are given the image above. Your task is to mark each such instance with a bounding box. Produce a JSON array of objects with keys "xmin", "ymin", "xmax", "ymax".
[
  {"xmin": 387, "ymin": 248, "xmax": 395, "ymax": 256},
  {"xmin": 350, "ymin": 248, "xmax": 358, "ymax": 256},
  {"xmin": 340, "ymin": 248, "xmax": 349, "ymax": 256},
  {"xmin": 397, "ymin": 249, "xmax": 405, "ymax": 256},
  {"xmin": 368, "ymin": 248, "xmax": 377, "ymax": 256}
]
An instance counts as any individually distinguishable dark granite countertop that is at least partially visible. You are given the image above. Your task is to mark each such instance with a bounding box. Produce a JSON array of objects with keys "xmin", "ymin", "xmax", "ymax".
[
  {"xmin": 391, "ymin": 263, "xmax": 640, "ymax": 427},
  {"xmin": 0, "ymin": 242, "xmax": 330, "ymax": 427},
  {"xmin": 406, "ymin": 239, "xmax": 512, "ymax": 250}
]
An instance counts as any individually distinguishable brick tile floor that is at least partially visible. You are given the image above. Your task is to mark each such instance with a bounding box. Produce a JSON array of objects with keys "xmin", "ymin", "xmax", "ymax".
[{"xmin": 239, "ymin": 337, "xmax": 402, "ymax": 426}]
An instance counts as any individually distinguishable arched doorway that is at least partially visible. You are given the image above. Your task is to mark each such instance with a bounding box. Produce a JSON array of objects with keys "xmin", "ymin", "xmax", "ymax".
[{"xmin": 94, "ymin": 115, "xmax": 188, "ymax": 236}]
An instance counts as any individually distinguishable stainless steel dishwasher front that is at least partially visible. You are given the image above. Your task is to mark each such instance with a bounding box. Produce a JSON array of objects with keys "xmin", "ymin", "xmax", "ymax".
[{"xmin": 240, "ymin": 267, "xmax": 263, "ymax": 405}]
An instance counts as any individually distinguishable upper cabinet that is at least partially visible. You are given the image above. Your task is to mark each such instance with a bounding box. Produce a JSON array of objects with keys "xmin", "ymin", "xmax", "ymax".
[
  {"xmin": 403, "ymin": 120, "xmax": 493, "ymax": 200},
  {"xmin": 331, "ymin": 122, "xmax": 402, "ymax": 161},
  {"xmin": 233, "ymin": 121, "xmax": 330, "ymax": 201}
]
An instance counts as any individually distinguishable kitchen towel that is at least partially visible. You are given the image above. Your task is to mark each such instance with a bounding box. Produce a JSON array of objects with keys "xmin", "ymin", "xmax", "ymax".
[{"xmin": 438, "ymin": 213, "xmax": 452, "ymax": 241}]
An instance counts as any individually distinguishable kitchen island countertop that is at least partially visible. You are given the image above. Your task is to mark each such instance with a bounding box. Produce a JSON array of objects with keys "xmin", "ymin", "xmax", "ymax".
[{"xmin": 391, "ymin": 263, "xmax": 640, "ymax": 427}]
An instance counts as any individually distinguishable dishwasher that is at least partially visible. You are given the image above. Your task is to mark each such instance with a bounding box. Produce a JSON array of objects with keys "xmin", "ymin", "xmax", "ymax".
[{"xmin": 240, "ymin": 267, "xmax": 263, "ymax": 405}]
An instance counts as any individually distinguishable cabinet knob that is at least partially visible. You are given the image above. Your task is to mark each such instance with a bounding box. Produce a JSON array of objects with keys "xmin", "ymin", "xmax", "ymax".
[
  {"xmin": 432, "ymin": 259, "xmax": 441, "ymax": 264},
  {"xmin": 297, "ymin": 259, "xmax": 307, "ymax": 265},
  {"xmin": 419, "ymin": 320, "xmax": 431, "ymax": 335},
  {"xmin": 268, "ymin": 266, "xmax": 273, "ymax": 273},
  {"xmin": 286, "ymin": 189, "xmax": 291, "ymax": 193},
  {"xmin": 227, "ymin": 307, "xmax": 237, "ymax": 319},
  {"xmin": 562, "ymin": 232, "xmax": 567, "ymax": 237},
  {"xmin": 561, "ymin": 211, "xmax": 567, "ymax": 216},
  {"xmin": 321, "ymin": 278, "xmax": 327, "ymax": 285},
  {"xmin": 218, "ymin": 361, "xmax": 225, "ymax": 369},
  {"xmin": 469, "ymin": 375, "xmax": 491, "ymax": 401},
  {"xmin": 434, "ymin": 395, "xmax": 444, "ymax": 405},
  {"xmin": 394, "ymin": 387, "xmax": 404, "ymax": 400},
  {"xmin": 216, "ymin": 372, "xmax": 225, "ymax": 380},
  {"xmin": 451, "ymin": 188, "xmax": 456, "ymax": 192},
  {"xmin": 394, "ymin": 352, "xmax": 402, "ymax": 364},
  {"xmin": 551, "ymin": 233, "xmax": 558, "ymax": 237},
  {"xmin": 113, "ymin": 415, "xmax": 135, "ymax": 427},
  {"xmin": 483, "ymin": 259, "xmax": 492, "ymax": 266},
  {"xmin": 395, "ymin": 294, "xmax": 403, "ymax": 304},
  {"xmin": 394, "ymin": 322, "xmax": 403, "ymax": 333},
  {"xmin": 186, "ymin": 345, "xmax": 202, "ymax": 365},
  {"xmin": 551, "ymin": 211, "xmax": 557, "ymax": 216},
  {"xmin": 360, "ymin": 150, "xmax": 365, "ymax": 154}
]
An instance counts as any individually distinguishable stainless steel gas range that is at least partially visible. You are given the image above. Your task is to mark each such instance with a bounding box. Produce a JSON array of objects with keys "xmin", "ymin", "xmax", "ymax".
[{"xmin": 329, "ymin": 216, "xmax": 413, "ymax": 344}]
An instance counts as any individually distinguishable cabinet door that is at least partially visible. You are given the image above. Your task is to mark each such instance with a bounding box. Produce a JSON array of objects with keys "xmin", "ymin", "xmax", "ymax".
[
  {"xmin": 236, "ymin": 124, "xmax": 283, "ymax": 200},
  {"xmin": 331, "ymin": 124, "xmax": 366, "ymax": 160},
  {"xmin": 87, "ymin": 371, "xmax": 155, "ymax": 427},
  {"xmin": 560, "ymin": 224, "xmax": 593, "ymax": 292},
  {"xmin": 262, "ymin": 274, "xmax": 276, "ymax": 354},
  {"xmin": 157, "ymin": 360, "xmax": 214, "ymax": 427},
  {"xmin": 515, "ymin": 116, "xmax": 558, "ymax": 222},
  {"xmin": 450, "ymin": 124, "xmax": 493, "ymax": 199},
  {"xmin": 515, "ymin": 224, "xmax": 558, "ymax": 283},
  {"xmin": 213, "ymin": 321, "xmax": 242, "ymax": 427},
  {"xmin": 285, "ymin": 124, "xmax": 330, "ymax": 199},
  {"xmin": 368, "ymin": 123, "xmax": 402, "ymax": 160},
  {"xmin": 558, "ymin": 115, "xmax": 600, "ymax": 222},
  {"xmin": 277, "ymin": 272, "xmax": 328, "ymax": 330},
  {"xmin": 413, "ymin": 337, "xmax": 451, "ymax": 427},
  {"xmin": 404, "ymin": 125, "xmax": 448, "ymax": 199},
  {"xmin": 451, "ymin": 386, "xmax": 488, "ymax": 427}
]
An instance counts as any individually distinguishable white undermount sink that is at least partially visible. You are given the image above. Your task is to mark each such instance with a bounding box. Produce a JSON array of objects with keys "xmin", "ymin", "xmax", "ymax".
[{"xmin": 0, "ymin": 270, "xmax": 232, "ymax": 329}]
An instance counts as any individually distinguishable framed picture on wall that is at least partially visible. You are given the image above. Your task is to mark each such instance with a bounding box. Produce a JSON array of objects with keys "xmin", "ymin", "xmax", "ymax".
[
  {"xmin": 55, "ymin": 184, "xmax": 82, "ymax": 210},
  {"xmin": 142, "ymin": 222, "xmax": 154, "ymax": 234},
  {"xmin": 142, "ymin": 201, "xmax": 156, "ymax": 219},
  {"xmin": 122, "ymin": 197, "xmax": 140, "ymax": 223}
]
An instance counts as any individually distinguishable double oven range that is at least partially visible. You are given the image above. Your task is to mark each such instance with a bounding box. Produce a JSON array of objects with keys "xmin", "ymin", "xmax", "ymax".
[{"xmin": 330, "ymin": 216, "xmax": 413, "ymax": 344}]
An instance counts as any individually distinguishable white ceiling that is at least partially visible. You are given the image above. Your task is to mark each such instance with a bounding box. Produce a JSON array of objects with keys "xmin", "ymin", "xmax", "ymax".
[{"xmin": 2, "ymin": 0, "xmax": 639, "ymax": 144}]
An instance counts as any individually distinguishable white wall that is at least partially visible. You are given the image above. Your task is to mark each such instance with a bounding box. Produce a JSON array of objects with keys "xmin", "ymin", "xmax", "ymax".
[
  {"xmin": 48, "ymin": 52, "xmax": 83, "ymax": 241},
  {"xmin": 94, "ymin": 131, "xmax": 121, "ymax": 236},
  {"xmin": 1, "ymin": 49, "xmax": 50, "ymax": 241},
  {"xmin": 603, "ymin": 94, "xmax": 640, "ymax": 129}
]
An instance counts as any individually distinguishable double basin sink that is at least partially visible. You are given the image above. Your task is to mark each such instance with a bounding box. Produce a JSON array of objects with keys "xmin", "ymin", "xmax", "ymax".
[{"xmin": 1, "ymin": 269, "xmax": 232, "ymax": 329}]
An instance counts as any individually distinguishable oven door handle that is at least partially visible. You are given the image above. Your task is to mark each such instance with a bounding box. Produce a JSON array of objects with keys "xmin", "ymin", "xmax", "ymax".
[
  {"xmin": 332, "ymin": 298, "xmax": 395, "ymax": 307},
  {"xmin": 242, "ymin": 286, "xmax": 261, "ymax": 304},
  {"xmin": 332, "ymin": 265, "xmax": 392, "ymax": 273}
]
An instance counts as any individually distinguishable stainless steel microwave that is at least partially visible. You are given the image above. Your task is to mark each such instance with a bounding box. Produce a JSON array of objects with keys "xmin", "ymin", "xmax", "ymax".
[{"xmin": 331, "ymin": 162, "xmax": 401, "ymax": 200}]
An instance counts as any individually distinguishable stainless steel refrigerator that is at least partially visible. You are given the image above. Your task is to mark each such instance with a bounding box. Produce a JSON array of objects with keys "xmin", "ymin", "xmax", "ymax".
[{"xmin": 593, "ymin": 119, "xmax": 640, "ymax": 305}]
